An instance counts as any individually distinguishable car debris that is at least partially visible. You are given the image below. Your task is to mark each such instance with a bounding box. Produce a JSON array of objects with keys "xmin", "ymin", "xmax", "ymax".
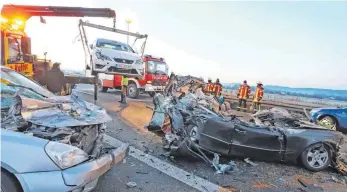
[
  {"xmin": 146, "ymin": 75, "xmax": 347, "ymax": 175},
  {"xmin": 244, "ymin": 158, "xmax": 258, "ymax": 166},
  {"xmin": 126, "ymin": 181, "xmax": 137, "ymax": 188},
  {"xmin": 1, "ymin": 89, "xmax": 112, "ymax": 158}
]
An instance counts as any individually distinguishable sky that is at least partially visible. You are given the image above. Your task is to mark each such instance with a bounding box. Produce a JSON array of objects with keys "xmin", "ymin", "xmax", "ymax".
[{"xmin": 1, "ymin": 0, "xmax": 346, "ymax": 90}]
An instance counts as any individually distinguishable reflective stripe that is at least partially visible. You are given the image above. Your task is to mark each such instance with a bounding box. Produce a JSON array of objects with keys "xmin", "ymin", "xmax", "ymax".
[{"xmin": 121, "ymin": 77, "xmax": 129, "ymax": 86}]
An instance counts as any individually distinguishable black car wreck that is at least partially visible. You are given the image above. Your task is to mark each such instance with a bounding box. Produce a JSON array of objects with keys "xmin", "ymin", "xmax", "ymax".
[{"xmin": 147, "ymin": 76, "xmax": 347, "ymax": 175}]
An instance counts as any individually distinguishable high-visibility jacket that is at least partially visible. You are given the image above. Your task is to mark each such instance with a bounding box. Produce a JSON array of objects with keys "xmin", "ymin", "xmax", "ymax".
[
  {"xmin": 238, "ymin": 84, "xmax": 250, "ymax": 99},
  {"xmin": 253, "ymin": 86, "xmax": 264, "ymax": 102},
  {"xmin": 121, "ymin": 76, "xmax": 129, "ymax": 86},
  {"xmin": 205, "ymin": 83, "xmax": 214, "ymax": 92},
  {"xmin": 213, "ymin": 83, "xmax": 223, "ymax": 96}
]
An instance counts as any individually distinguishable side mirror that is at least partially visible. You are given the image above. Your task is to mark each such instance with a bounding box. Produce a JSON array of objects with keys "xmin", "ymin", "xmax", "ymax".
[{"xmin": 89, "ymin": 44, "xmax": 93, "ymax": 49}]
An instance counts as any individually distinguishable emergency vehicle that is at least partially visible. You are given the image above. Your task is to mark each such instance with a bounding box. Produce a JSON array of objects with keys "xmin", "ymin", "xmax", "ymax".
[{"xmin": 97, "ymin": 54, "xmax": 169, "ymax": 98}]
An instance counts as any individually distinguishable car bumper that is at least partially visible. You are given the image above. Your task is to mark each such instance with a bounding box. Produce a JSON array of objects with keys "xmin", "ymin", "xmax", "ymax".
[
  {"xmin": 145, "ymin": 84, "xmax": 165, "ymax": 92},
  {"xmin": 16, "ymin": 142, "xmax": 128, "ymax": 192}
]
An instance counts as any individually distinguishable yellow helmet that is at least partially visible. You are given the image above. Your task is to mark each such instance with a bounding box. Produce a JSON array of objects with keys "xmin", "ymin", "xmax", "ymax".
[{"xmin": 256, "ymin": 81, "xmax": 262, "ymax": 85}]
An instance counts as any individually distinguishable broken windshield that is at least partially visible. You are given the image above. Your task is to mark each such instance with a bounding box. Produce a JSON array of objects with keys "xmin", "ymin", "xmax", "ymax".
[
  {"xmin": 1, "ymin": 68, "xmax": 55, "ymax": 98},
  {"xmin": 148, "ymin": 61, "xmax": 168, "ymax": 75}
]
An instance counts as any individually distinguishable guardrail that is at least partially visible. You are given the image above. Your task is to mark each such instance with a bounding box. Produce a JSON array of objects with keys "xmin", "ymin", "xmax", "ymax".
[{"xmin": 222, "ymin": 93, "xmax": 327, "ymax": 114}]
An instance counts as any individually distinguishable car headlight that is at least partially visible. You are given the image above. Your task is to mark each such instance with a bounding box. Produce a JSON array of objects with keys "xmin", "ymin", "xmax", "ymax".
[
  {"xmin": 95, "ymin": 52, "xmax": 112, "ymax": 61},
  {"xmin": 310, "ymin": 108, "xmax": 320, "ymax": 115},
  {"xmin": 135, "ymin": 59, "xmax": 143, "ymax": 64},
  {"xmin": 45, "ymin": 142, "xmax": 89, "ymax": 169}
]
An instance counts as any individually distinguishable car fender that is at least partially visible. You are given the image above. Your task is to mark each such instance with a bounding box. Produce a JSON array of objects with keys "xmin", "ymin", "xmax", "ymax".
[{"xmin": 1, "ymin": 129, "xmax": 60, "ymax": 173}]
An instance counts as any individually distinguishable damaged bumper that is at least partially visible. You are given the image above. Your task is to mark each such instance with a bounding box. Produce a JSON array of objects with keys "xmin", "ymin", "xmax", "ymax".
[{"xmin": 16, "ymin": 142, "xmax": 128, "ymax": 192}]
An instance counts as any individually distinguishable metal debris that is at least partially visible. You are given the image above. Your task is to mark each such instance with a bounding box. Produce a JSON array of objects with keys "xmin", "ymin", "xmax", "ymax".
[
  {"xmin": 244, "ymin": 158, "xmax": 258, "ymax": 166},
  {"xmin": 126, "ymin": 181, "xmax": 137, "ymax": 188}
]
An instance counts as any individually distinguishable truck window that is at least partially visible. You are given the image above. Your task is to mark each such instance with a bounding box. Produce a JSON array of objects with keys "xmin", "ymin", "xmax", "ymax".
[
  {"xmin": 147, "ymin": 61, "xmax": 168, "ymax": 75},
  {"xmin": 8, "ymin": 37, "xmax": 23, "ymax": 61}
]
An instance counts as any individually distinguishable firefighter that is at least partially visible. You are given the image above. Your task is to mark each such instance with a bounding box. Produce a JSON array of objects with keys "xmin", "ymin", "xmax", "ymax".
[
  {"xmin": 252, "ymin": 81, "xmax": 264, "ymax": 113},
  {"xmin": 237, "ymin": 80, "xmax": 251, "ymax": 112},
  {"xmin": 46, "ymin": 62, "xmax": 66, "ymax": 95},
  {"xmin": 204, "ymin": 78, "xmax": 214, "ymax": 95},
  {"xmin": 213, "ymin": 78, "xmax": 223, "ymax": 97},
  {"xmin": 119, "ymin": 75, "xmax": 129, "ymax": 103}
]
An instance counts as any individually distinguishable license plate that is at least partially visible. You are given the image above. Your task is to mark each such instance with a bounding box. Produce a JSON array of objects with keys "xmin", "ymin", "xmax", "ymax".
[{"xmin": 116, "ymin": 64, "xmax": 132, "ymax": 69}]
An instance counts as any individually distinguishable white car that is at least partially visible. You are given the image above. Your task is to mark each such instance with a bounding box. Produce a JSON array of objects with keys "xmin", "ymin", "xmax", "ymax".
[{"xmin": 88, "ymin": 38, "xmax": 144, "ymax": 75}]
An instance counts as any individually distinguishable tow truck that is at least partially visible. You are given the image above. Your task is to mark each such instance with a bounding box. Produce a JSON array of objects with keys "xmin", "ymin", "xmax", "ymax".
[
  {"xmin": 1, "ymin": 4, "xmax": 145, "ymax": 102},
  {"xmin": 97, "ymin": 54, "xmax": 169, "ymax": 98}
]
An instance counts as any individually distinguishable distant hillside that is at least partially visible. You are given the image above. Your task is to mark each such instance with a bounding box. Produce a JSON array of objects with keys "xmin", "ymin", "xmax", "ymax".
[{"xmin": 223, "ymin": 83, "xmax": 347, "ymax": 102}]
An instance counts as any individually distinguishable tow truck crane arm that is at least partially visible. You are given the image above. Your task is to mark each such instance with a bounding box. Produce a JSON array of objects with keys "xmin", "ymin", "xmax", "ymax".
[{"xmin": 1, "ymin": 5, "xmax": 116, "ymax": 22}]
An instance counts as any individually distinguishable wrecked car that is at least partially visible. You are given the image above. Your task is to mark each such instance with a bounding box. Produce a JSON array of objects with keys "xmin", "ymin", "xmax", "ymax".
[
  {"xmin": 1, "ymin": 67, "xmax": 128, "ymax": 192},
  {"xmin": 148, "ymin": 76, "xmax": 347, "ymax": 175}
]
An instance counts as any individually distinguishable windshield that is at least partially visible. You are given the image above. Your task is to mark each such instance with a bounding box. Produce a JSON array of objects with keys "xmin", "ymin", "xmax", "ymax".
[
  {"xmin": 7, "ymin": 36, "xmax": 23, "ymax": 63},
  {"xmin": 147, "ymin": 61, "xmax": 168, "ymax": 75},
  {"xmin": 0, "ymin": 68, "xmax": 55, "ymax": 98},
  {"xmin": 96, "ymin": 39, "xmax": 135, "ymax": 53}
]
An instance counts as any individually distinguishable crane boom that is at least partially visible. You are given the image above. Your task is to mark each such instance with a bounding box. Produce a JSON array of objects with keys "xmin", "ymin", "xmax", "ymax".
[{"xmin": 1, "ymin": 5, "xmax": 116, "ymax": 22}]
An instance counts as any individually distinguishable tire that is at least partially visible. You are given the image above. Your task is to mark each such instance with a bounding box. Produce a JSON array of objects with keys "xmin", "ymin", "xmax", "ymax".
[
  {"xmin": 127, "ymin": 83, "xmax": 139, "ymax": 98},
  {"xmin": 300, "ymin": 143, "xmax": 331, "ymax": 172},
  {"xmin": 97, "ymin": 79, "xmax": 108, "ymax": 92},
  {"xmin": 1, "ymin": 170, "xmax": 23, "ymax": 192},
  {"xmin": 148, "ymin": 92, "xmax": 155, "ymax": 97},
  {"xmin": 318, "ymin": 116, "xmax": 337, "ymax": 131}
]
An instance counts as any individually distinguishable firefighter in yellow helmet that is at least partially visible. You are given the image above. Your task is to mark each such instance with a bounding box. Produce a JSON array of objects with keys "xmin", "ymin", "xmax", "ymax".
[
  {"xmin": 119, "ymin": 75, "xmax": 129, "ymax": 103},
  {"xmin": 204, "ymin": 78, "xmax": 214, "ymax": 95},
  {"xmin": 252, "ymin": 81, "xmax": 264, "ymax": 113}
]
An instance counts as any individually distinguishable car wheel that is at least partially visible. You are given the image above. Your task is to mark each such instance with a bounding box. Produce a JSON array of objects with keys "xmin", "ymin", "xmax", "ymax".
[
  {"xmin": 127, "ymin": 83, "xmax": 139, "ymax": 98},
  {"xmin": 97, "ymin": 79, "xmax": 108, "ymax": 92},
  {"xmin": 186, "ymin": 124, "xmax": 199, "ymax": 143},
  {"xmin": 148, "ymin": 92, "xmax": 155, "ymax": 97},
  {"xmin": 1, "ymin": 170, "xmax": 23, "ymax": 192},
  {"xmin": 318, "ymin": 116, "xmax": 337, "ymax": 130},
  {"xmin": 300, "ymin": 143, "xmax": 331, "ymax": 172}
]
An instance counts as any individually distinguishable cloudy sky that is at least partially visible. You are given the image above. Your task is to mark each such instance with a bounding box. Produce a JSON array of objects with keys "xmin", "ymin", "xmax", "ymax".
[{"xmin": 2, "ymin": 0, "xmax": 346, "ymax": 89}]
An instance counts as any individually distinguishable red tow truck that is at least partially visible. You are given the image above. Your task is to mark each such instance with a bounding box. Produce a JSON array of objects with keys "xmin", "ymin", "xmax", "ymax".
[{"xmin": 97, "ymin": 54, "xmax": 169, "ymax": 98}]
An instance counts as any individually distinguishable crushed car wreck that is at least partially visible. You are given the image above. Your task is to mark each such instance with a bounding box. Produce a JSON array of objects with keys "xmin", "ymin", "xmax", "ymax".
[
  {"xmin": 147, "ymin": 75, "xmax": 347, "ymax": 175},
  {"xmin": 1, "ymin": 67, "xmax": 128, "ymax": 192}
]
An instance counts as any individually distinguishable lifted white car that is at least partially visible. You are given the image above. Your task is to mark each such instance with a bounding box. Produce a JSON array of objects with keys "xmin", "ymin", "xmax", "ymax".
[{"xmin": 88, "ymin": 38, "xmax": 144, "ymax": 75}]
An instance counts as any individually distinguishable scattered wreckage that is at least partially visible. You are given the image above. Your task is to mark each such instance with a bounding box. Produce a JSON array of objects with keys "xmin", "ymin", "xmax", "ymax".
[
  {"xmin": 1, "ymin": 67, "xmax": 127, "ymax": 191},
  {"xmin": 147, "ymin": 75, "xmax": 347, "ymax": 175}
]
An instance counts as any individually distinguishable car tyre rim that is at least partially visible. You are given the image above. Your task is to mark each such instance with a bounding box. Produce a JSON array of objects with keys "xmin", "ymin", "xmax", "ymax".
[
  {"xmin": 190, "ymin": 126, "xmax": 198, "ymax": 142},
  {"xmin": 319, "ymin": 117, "xmax": 336, "ymax": 130},
  {"xmin": 306, "ymin": 146, "xmax": 329, "ymax": 169}
]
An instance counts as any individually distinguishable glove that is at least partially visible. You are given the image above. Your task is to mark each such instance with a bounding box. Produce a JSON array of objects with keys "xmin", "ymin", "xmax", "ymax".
[
  {"xmin": 246, "ymin": 95, "xmax": 249, "ymax": 99},
  {"xmin": 258, "ymin": 97, "xmax": 262, "ymax": 102},
  {"xmin": 237, "ymin": 93, "xmax": 240, "ymax": 97}
]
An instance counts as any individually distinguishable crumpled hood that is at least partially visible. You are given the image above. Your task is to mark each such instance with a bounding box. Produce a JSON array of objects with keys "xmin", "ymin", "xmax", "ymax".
[
  {"xmin": 20, "ymin": 94, "xmax": 111, "ymax": 128},
  {"xmin": 98, "ymin": 48, "xmax": 140, "ymax": 61}
]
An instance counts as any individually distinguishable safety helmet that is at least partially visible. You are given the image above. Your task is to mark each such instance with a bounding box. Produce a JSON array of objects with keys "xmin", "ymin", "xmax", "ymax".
[
  {"xmin": 256, "ymin": 81, "xmax": 262, "ymax": 85},
  {"xmin": 243, "ymin": 80, "xmax": 247, "ymax": 84},
  {"xmin": 216, "ymin": 78, "xmax": 220, "ymax": 83}
]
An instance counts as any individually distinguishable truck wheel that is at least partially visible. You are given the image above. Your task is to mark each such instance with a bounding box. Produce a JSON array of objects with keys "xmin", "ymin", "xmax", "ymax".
[
  {"xmin": 97, "ymin": 79, "xmax": 108, "ymax": 92},
  {"xmin": 318, "ymin": 116, "xmax": 337, "ymax": 131},
  {"xmin": 149, "ymin": 92, "xmax": 155, "ymax": 97},
  {"xmin": 127, "ymin": 83, "xmax": 139, "ymax": 98}
]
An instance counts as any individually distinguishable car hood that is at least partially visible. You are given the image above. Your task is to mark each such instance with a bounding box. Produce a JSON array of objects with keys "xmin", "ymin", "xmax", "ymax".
[
  {"xmin": 20, "ymin": 94, "xmax": 112, "ymax": 128},
  {"xmin": 98, "ymin": 48, "xmax": 140, "ymax": 61}
]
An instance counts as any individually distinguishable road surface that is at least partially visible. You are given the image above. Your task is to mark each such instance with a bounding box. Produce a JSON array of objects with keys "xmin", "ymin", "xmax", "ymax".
[{"xmin": 74, "ymin": 85, "xmax": 347, "ymax": 192}]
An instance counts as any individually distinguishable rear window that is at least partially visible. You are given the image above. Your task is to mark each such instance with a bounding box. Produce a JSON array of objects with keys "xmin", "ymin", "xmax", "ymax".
[{"xmin": 96, "ymin": 39, "xmax": 135, "ymax": 53}]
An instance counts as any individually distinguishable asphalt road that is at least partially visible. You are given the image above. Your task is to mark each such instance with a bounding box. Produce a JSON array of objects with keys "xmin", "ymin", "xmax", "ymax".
[{"xmin": 75, "ymin": 85, "xmax": 347, "ymax": 192}]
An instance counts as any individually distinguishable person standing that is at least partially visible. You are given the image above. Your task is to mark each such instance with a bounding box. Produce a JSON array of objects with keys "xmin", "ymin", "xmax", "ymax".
[
  {"xmin": 204, "ymin": 78, "xmax": 214, "ymax": 95},
  {"xmin": 237, "ymin": 80, "xmax": 251, "ymax": 112},
  {"xmin": 120, "ymin": 75, "xmax": 129, "ymax": 103},
  {"xmin": 213, "ymin": 78, "xmax": 223, "ymax": 97},
  {"xmin": 164, "ymin": 72, "xmax": 177, "ymax": 97},
  {"xmin": 46, "ymin": 62, "xmax": 66, "ymax": 95},
  {"xmin": 252, "ymin": 81, "xmax": 264, "ymax": 113}
]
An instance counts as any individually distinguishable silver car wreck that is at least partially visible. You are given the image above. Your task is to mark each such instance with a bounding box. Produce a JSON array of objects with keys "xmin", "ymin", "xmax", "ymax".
[{"xmin": 1, "ymin": 67, "xmax": 128, "ymax": 192}]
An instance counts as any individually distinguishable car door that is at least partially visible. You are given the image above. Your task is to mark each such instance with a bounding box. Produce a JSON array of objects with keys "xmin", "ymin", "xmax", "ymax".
[
  {"xmin": 229, "ymin": 123, "xmax": 284, "ymax": 161},
  {"xmin": 336, "ymin": 108, "xmax": 347, "ymax": 128}
]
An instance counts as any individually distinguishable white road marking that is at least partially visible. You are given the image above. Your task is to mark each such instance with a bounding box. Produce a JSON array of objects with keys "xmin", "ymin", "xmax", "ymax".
[{"xmin": 104, "ymin": 135, "xmax": 222, "ymax": 192}]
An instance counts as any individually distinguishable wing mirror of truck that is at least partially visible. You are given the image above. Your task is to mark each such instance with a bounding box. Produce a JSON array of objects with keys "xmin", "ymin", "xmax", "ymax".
[{"xmin": 89, "ymin": 44, "xmax": 93, "ymax": 49}]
